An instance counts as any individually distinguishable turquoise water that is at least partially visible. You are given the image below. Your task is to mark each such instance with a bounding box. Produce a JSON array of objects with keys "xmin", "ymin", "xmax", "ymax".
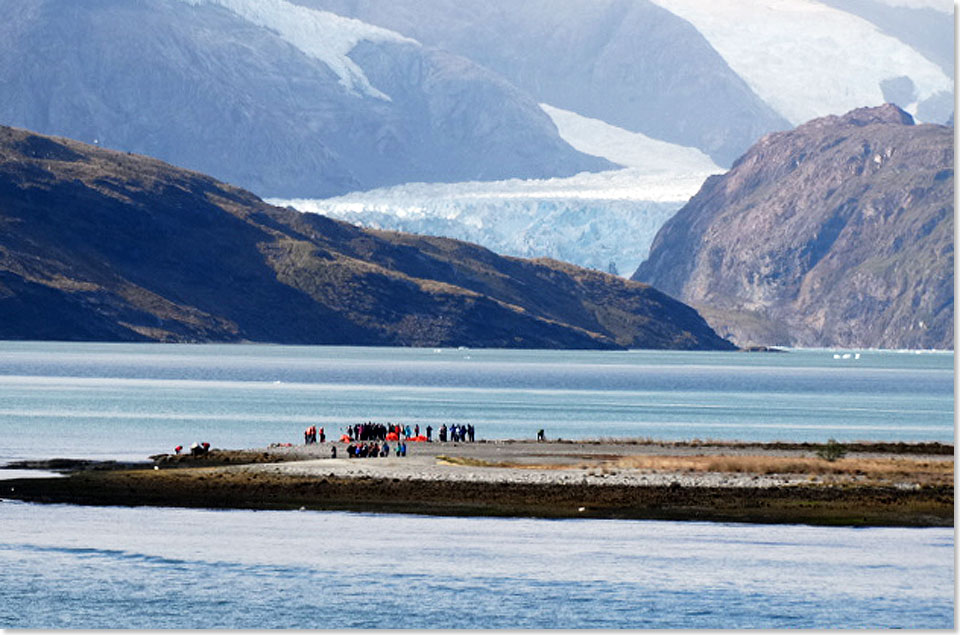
[
  {"xmin": 0, "ymin": 342, "xmax": 954, "ymax": 629},
  {"xmin": 0, "ymin": 342, "xmax": 952, "ymax": 462}
]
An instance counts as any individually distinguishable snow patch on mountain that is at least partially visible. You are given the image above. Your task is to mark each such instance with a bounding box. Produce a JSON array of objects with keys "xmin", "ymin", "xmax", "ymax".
[
  {"xmin": 540, "ymin": 103, "xmax": 722, "ymax": 174},
  {"xmin": 277, "ymin": 167, "xmax": 712, "ymax": 212},
  {"xmin": 873, "ymin": 0, "xmax": 952, "ymax": 11},
  {"xmin": 650, "ymin": 0, "xmax": 953, "ymax": 124},
  {"xmin": 176, "ymin": 0, "xmax": 415, "ymax": 100}
]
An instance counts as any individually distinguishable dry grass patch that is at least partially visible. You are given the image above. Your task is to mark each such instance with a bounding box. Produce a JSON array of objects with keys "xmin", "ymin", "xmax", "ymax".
[
  {"xmin": 435, "ymin": 455, "xmax": 567, "ymax": 470},
  {"xmin": 434, "ymin": 453, "xmax": 953, "ymax": 486},
  {"xmin": 611, "ymin": 455, "xmax": 953, "ymax": 485}
]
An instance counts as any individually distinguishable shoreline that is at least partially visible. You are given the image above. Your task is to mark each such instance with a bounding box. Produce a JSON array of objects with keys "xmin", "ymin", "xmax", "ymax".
[{"xmin": 2, "ymin": 440, "xmax": 953, "ymax": 527}]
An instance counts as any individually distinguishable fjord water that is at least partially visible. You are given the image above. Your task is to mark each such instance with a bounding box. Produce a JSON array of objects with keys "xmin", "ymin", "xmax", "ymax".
[
  {"xmin": 0, "ymin": 342, "xmax": 952, "ymax": 463},
  {"xmin": 0, "ymin": 502, "xmax": 953, "ymax": 629},
  {"xmin": 0, "ymin": 342, "xmax": 953, "ymax": 629}
]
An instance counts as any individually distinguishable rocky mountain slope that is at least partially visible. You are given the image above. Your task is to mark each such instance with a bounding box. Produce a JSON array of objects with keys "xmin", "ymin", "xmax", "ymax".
[
  {"xmin": 0, "ymin": 0, "xmax": 609, "ymax": 199},
  {"xmin": 632, "ymin": 105, "xmax": 953, "ymax": 350},
  {"xmin": 295, "ymin": 0, "xmax": 790, "ymax": 168},
  {"xmin": 0, "ymin": 125, "xmax": 733, "ymax": 350},
  {"xmin": 295, "ymin": 0, "xmax": 952, "ymax": 165},
  {"xmin": 4, "ymin": 0, "xmax": 949, "ymax": 203},
  {"xmin": 274, "ymin": 0, "xmax": 951, "ymax": 279}
]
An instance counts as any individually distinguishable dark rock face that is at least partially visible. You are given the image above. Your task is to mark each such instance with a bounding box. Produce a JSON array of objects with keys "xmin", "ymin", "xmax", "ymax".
[
  {"xmin": 633, "ymin": 104, "xmax": 953, "ymax": 350},
  {"xmin": 0, "ymin": 125, "xmax": 734, "ymax": 351},
  {"xmin": 0, "ymin": 0, "xmax": 610, "ymax": 198},
  {"xmin": 295, "ymin": 0, "xmax": 791, "ymax": 167}
]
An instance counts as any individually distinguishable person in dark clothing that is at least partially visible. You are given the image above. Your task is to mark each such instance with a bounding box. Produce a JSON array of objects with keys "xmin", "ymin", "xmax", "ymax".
[
  {"xmin": 331, "ymin": 445, "xmax": 337, "ymax": 459},
  {"xmin": 426, "ymin": 425, "xmax": 432, "ymax": 442},
  {"xmin": 537, "ymin": 429, "xmax": 545, "ymax": 442}
]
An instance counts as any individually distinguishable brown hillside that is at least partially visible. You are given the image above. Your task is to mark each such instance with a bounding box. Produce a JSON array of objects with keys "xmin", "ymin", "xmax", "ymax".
[
  {"xmin": 0, "ymin": 125, "xmax": 734, "ymax": 350},
  {"xmin": 633, "ymin": 104, "xmax": 953, "ymax": 350}
]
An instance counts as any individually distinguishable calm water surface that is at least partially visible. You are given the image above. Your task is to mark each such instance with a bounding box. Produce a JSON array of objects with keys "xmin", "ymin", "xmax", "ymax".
[
  {"xmin": 0, "ymin": 342, "xmax": 952, "ymax": 463},
  {"xmin": 0, "ymin": 502, "xmax": 953, "ymax": 629},
  {"xmin": 0, "ymin": 342, "xmax": 953, "ymax": 629}
]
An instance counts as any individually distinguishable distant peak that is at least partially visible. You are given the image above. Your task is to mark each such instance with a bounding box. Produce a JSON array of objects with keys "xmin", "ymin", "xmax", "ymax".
[
  {"xmin": 837, "ymin": 103, "xmax": 916, "ymax": 127},
  {"xmin": 796, "ymin": 103, "xmax": 917, "ymax": 134},
  {"xmin": 792, "ymin": 103, "xmax": 915, "ymax": 137}
]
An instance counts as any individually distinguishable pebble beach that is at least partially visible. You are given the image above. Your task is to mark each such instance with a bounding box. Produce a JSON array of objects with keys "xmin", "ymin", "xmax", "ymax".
[{"xmin": 4, "ymin": 439, "xmax": 952, "ymax": 527}]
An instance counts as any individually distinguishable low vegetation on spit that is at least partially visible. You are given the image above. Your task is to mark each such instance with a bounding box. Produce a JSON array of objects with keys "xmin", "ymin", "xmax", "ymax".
[{"xmin": 438, "ymin": 453, "xmax": 952, "ymax": 487}]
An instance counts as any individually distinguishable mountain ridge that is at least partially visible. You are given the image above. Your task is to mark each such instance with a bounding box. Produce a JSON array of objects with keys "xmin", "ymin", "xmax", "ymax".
[
  {"xmin": 0, "ymin": 124, "xmax": 734, "ymax": 351},
  {"xmin": 632, "ymin": 104, "xmax": 953, "ymax": 350},
  {"xmin": 0, "ymin": 0, "xmax": 610, "ymax": 199},
  {"xmin": 292, "ymin": 0, "xmax": 792, "ymax": 167}
]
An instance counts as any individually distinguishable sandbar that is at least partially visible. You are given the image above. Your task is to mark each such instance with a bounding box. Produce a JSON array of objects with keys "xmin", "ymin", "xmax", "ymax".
[{"xmin": 2, "ymin": 440, "xmax": 952, "ymax": 527}]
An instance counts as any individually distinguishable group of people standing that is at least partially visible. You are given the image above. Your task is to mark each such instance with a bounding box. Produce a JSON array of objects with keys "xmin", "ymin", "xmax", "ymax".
[
  {"xmin": 303, "ymin": 425, "xmax": 325, "ymax": 444},
  {"xmin": 345, "ymin": 422, "xmax": 477, "ymax": 443},
  {"xmin": 301, "ymin": 421, "xmax": 479, "ymax": 453},
  {"xmin": 347, "ymin": 422, "xmax": 412, "ymax": 442},
  {"xmin": 437, "ymin": 423, "xmax": 475, "ymax": 442},
  {"xmin": 344, "ymin": 441, "xmax": 407, "ymax": 458}
]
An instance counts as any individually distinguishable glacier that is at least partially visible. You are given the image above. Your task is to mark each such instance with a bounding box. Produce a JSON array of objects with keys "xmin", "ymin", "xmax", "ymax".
[
  {"xmin": 539, "ymin": 104, "xmax": 721, "ymax": 176},
  {"xmin": 873, "ymin": 0, "xmax": 952, "ymax": 9},
  {"xmin": 257, "ymin": 1, "xmax": 950, "ymax": 277},
  {"xmin": 649, "ymin": 0, "xmax": 953, "ymax": 125},
  {"xmin": 175, "ymin": 0, "xmax": 416, "ymax": 100},
  {"xmin": 273, "ymin": 105, "xmax": 723, "ymax": 276}
]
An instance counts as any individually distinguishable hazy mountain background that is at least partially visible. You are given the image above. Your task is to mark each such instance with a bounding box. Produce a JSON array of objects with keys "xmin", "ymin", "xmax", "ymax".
[
  {"xmin": 0, "ymin": 0, "xmax": 611, "ymax": 199},
  {"xmin": 0, "ymin": 0, "xmax": 952, "ymax": 348},
  {"xmin": 274, "ymin": 0, "xmax": 954, "ymax": 275}
]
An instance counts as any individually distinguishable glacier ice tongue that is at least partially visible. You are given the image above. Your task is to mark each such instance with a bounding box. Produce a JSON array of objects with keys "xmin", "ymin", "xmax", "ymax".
[
  {"xmin": 271, "ymin": 104, "xmax": 724, "ymax": 277},
  {"xmin": 176, "ymin": 0, "xmax": 416, "ymax": 100},
  {"xmin": 270, "ymin": 167, "xmax": 709, "ymax": 277}
]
